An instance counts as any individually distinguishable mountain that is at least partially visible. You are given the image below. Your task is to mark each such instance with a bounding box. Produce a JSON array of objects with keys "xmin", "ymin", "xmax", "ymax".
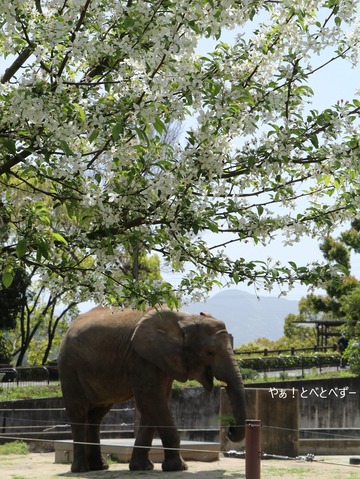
[{"xmin": 183, "ymin": 289, "xmax": 299, "ymax": 346}]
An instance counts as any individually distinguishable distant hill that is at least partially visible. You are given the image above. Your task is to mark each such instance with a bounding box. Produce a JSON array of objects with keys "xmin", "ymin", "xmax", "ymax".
[{"xmin": 183, "ymin": 289, "xmax": 299, "ymax": 347}]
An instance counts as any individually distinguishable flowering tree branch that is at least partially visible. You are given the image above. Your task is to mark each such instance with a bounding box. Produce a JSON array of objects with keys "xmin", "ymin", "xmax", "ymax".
[{"xmin": 1, "ymin": 0, "xmax": 360, "ymax": 307}]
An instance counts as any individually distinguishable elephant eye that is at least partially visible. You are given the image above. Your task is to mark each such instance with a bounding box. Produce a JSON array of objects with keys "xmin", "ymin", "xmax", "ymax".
[{"xmin": 206, "ymin": 349, "xmax": 216, "ymax": 357}]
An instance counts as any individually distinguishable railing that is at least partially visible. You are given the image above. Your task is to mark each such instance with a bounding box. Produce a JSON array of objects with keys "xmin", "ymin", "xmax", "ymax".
[
  {"xmin": 0, "ymin": 351, "xmax": 346, "ymax": 386},
  {"xmin": 236, "ymin": 354, "xmax": 345, "ymax": 377},
  {"xmin": 235, "ymin": 345, "xmax": 336, "ymax": 357},
  {"xmin": 0, "ymin": 365, "xmax": 59, "ymax": 386}
]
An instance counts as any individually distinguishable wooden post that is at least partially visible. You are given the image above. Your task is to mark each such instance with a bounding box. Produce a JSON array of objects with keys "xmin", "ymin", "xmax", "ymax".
[{"xmin": 245, "ymin": 419, "xmax": 261, "ymax": 479}]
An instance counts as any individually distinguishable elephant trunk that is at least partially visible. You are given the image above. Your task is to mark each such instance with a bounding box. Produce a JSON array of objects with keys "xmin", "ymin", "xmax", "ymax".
[
  {"xmin": 215, "ymin": 350, "xmax": 246, "ymax": 442},
  {"xmin": 225, "ymin": 378, "xmax": 246, "ymax": 442}
]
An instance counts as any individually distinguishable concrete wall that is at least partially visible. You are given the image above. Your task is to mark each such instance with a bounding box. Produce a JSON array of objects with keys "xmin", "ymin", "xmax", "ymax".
[
  {"xmin": 220, "ymin": 388, "xmax": 299, "ymax": 457},
  {"xmin": 170, "ymin": 387, "xmax": 220, "ymax": 442},
  {"xmin": 1, "ymin": 377, "xmax": 358, "ymax": 455},
  {"xmin": 246, "ymin": 376, "xmax": 360, "ymax": 455},
  {"xmin": 246, "ymin": 376, "xmax": 360, "ymax": 430},
  {"xmin": 0, "ymin": 387, "xmax": 298, "ymax": 457},
  {"xmin": 0, "ymin": 397, "xmax": 134, "ymax": 442}
]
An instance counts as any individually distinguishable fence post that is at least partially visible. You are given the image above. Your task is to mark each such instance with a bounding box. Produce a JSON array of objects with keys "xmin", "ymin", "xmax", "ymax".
[{"xmin": 245, "ymin": 419, "xmax": 261, "ymax": 479}]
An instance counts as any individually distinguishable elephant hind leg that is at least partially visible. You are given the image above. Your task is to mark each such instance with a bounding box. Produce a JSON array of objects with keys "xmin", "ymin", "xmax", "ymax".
[
  {"xmin": 68, "ymin": 417, "xmax": 89, "ymax": 472},
  {"xmin": 86, "ymin": 405, "xmax": 112, "ymax": 471},
  {"xmin": 63, "ymin": 402, "xmax": 90, "ymax": 472}
]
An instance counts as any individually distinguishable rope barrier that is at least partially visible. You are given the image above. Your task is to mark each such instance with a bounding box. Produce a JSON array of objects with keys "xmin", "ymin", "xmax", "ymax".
[
  {"xmin": 0, "ymin": 432, "xmax": 359, "ymax": 471},
  {"xmin": 0, "ymin": 407, "xmax": 134, "ymax": 413},
  {"xmin": 1, "ymin": 405, "xmax": 359, "ymax": 472},
  {"xmin": 225, "ymin": 451, "xmax": 360, "ymax": 469},
  {"xmin": 1, "ymin": 414, "xmax": 359, "ymax": 441}
]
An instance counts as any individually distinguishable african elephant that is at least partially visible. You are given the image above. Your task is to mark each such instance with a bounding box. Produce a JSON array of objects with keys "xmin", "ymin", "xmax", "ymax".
[{"xmin": 57, "ymin": 306, "xmax": 246, "ymax": 473}]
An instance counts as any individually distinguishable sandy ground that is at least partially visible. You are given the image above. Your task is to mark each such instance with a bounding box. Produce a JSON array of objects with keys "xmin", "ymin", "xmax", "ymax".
[{"xmin": 0, "ymin": 453, "xmax": 359, "ymax": 479}]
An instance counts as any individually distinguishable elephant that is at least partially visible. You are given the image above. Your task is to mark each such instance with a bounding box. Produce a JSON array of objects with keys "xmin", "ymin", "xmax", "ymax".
[{"xmin": 57, "ymin": 306, "xmax": 246, "ymax": 473}]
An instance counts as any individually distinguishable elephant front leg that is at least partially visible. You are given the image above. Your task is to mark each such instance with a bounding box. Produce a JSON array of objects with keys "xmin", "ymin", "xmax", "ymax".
[
  {"xmin": 129, "ymin": 422, "xmax": 155, "ymax": 471},
  {"xmin": 133, "ymin": 376, "xmax": 187, "ymax": 472},
  {"xmin": 157, "ymin": 422, "xmax": 188, "ymax": 471}
]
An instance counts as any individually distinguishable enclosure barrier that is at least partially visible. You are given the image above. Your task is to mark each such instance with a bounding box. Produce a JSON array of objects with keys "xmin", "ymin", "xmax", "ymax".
[{"xmin": 0, "ymin": 365, "xmax": 58, "ymax": 385}]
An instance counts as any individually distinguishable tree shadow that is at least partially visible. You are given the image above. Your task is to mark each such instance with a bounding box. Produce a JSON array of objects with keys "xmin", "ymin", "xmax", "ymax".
[{"xmin": 58, "ymin": 464, "xmax": 245, "ymax": 479}]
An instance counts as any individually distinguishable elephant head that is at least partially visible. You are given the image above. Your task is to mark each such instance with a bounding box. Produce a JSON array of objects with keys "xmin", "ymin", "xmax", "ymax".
[{"xmin": 131, "ymin": 308, "xmax": 246, "ymax": 442}]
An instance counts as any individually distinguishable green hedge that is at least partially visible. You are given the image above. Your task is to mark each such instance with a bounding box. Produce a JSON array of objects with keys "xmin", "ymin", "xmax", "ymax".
[{"xmin": 237, "ymin": 354, "xmax": 344, "ymax": 372}]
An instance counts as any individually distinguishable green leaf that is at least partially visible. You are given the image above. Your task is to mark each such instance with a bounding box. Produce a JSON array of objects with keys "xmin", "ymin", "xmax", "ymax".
[
  {"xmin": 2, "ymin": 271, "xmax": 14, "ymax": 288},
  {"xmin": 153, "ymin": 117, "xmax": 167, "ymax": 136},
  {"xmin": 36, "ymin": 239, "xmax": 50, "ymax": 261},
  {"xmin": 52, "ymin": 232, "xmax": 68, "ymax": 245},
  {"xmin": 2, "ymin": 138, "xmax": 16, "ymax": 155},
  {"xmin": 206, "ymin": 220, "xmax": 219, "ymax": 233},
  {"xmin": 309, "ymin": 134, "xmax": 319, "ymax": 148},
  {"xmin": 124, "ymin": 16, "xmax": 134, "ymax": 28},
  {"xmin": 59, "ymin": 140, "xmax": 74, "ymax": 156},
  {"xmin": 89, "ymin": 129, "xmax": 99, "ymax": 143},
  {"xmin": 74, "ymin": 103, "xmax": 86, "ymax": 123},
  {"xmin": 112, "ymin": 121, "xmax": 123, "ymax": 141},
  {"xmin": 135, "ymin": 127, "xmax": 149, "ymax": 146},
  {"xmin": 16, "ymin": 239, "xmax": 27, "ymax": 258}
]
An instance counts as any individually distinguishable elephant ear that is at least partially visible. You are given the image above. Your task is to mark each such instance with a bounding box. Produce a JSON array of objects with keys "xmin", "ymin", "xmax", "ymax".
[{"xmin": 131, "ymin": 309, "xmax": 188, "ymax": 381}]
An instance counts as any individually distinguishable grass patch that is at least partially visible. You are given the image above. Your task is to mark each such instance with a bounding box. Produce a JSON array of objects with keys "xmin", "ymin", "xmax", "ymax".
[
  {"xmin": 0, "ymin": 441, "xmax": 29, "ymax": 455},
  {"xmin": 265, "ymin": 466, "xmax": 313, "ymax": 476},
  {"xmin": 0, "ymin": 384, "xmax": 62, "ymax": 401}
]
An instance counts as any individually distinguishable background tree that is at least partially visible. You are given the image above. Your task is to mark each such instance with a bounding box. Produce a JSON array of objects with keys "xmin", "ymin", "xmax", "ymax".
[
  {"xmin": 279, "ymin": 309, "xmax": 316, "ymax": 349},
  {"xmin": 2, "ymin": 1, "xmax": 360, "ymax": 307},
  {"xmin": 297, "ymin": 222, "xmax": 360, "ymax": 333},
  {"xmin": 0, "ymin": 267, "xmax": 30, "ymax": 330},
  {"xmin": 276, "ymin": 221, "xmax": 360, "ymax": 372},
  {"xmin": 5, "ymin": 266, "xmax": 79, "ymax": 366},
  {"xmin": 1, "ymin": 253, "xmax": 162, "ymax": 366}
]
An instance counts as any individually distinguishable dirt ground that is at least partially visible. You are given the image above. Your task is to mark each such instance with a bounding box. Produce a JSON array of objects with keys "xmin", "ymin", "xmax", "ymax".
[{"xmin": 1, "ymin": 453, "xmax": 359, "ymax": 479}]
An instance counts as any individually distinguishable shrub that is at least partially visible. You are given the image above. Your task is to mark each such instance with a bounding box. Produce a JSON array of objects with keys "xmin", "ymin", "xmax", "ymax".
[
  {"xmin": 239, "ymin": 367, "xmax": 259, "ymax": 381},
  {"xmin": 0, "ymin": 441, "xmax": 29, "ymax": 455},
  {"xmin": 343, "ymin": 339, "xmax": 360, "ymax": 375}
]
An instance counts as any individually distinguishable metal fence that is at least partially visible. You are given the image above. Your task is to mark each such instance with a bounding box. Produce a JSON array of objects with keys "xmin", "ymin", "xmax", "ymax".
[
  {"xmin": 1, "ymin": 353, "xmax": 346, "ymax": 388},
  {"xmin": 0, "ymin": 366, "xmax": 59, "ymax": 386},
  {"xmin": 236, "ymin": 354, "xmax": 346, "ymax": 377}
]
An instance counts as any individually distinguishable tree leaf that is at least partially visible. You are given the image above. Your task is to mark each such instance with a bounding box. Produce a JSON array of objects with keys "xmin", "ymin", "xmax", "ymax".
[
  {"xmin": 16, "ymin": 239, "xmax": 28, "ymax": 258},
  {"xmin": 52, "ymin": 232, "xmax": 68, "ymax": 245},
  {"xmin": 153, "ymin": 117, "xmax": 167, "ymax": 136},
  {"xmin": 112, "ymin": 121, "xmax": 123, "ymax": 141},
  {"xmin": 2, "ymin": 271, "xmax": 14, "ymax": 288},
  {"xmin": 59, "ymin": 140, "xmax": 74, "ymax": 156}
]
